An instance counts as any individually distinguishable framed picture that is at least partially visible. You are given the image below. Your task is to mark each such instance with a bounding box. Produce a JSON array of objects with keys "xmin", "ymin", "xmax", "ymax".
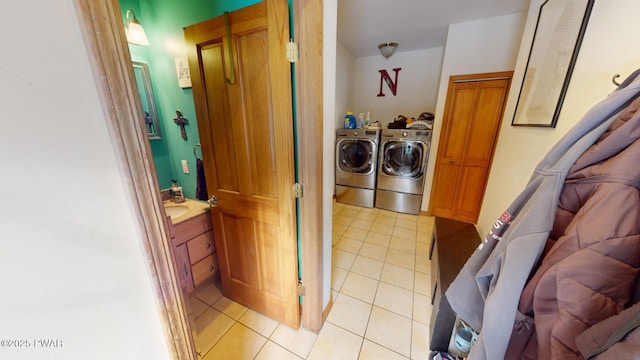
[{"xmin": 512, "ymin": 0, "xmax": 595, "ymax": 127}]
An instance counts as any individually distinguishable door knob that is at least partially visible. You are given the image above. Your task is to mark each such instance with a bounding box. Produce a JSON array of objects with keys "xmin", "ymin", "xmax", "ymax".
[{"xmin": 208, "ymin": 195, "xmax": 218, "ymax": 207}]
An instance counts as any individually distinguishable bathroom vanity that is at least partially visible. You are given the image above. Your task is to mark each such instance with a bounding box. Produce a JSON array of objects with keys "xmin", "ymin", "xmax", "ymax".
[{"xmin": 165, "ymin": 199, "xmax": 218, "ymax": 294}]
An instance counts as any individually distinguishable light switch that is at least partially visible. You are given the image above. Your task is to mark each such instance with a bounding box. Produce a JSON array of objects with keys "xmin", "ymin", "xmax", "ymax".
[{"xmin": 181, "ymin": 160, "xmax": 189, "ymax": 174}]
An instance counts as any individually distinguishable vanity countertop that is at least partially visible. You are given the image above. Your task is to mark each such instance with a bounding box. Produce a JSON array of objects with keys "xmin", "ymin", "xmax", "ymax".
[{"xmin": 164, "ymin": 198, "xmax": 210, "ymax": 224}]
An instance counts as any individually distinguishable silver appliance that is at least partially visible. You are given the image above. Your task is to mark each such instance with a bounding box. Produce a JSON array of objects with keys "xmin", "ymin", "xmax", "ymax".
[
  {"xmin": 335, "ymin": 128, "xmax": 381, "ymax": 207},
  {"xmin": 376, "ymin": 126, "xmax": 432, "ymax": 214}
]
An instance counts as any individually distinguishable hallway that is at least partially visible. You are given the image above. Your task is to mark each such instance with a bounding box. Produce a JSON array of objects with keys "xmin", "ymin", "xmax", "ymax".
[{"xmin": 187, "ymin": 202, "xmax": 435, "ymax": 359}]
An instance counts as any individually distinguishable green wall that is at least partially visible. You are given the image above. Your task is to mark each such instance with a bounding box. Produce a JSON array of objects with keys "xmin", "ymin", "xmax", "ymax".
[{"xmin": 120, "ymin": 0, "xmax": 261, "ymax": 198}]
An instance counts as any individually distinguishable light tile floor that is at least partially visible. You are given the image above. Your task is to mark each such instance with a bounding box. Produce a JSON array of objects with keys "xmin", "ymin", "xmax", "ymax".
[{"xmin": 187, "ymin": 201, "xmax": 435, "ymax": 359}]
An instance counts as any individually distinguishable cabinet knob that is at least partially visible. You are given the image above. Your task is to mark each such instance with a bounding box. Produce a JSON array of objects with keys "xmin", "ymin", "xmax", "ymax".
[
  {"xmin": 206, "ymin": 242, "xmax": 211, "ymax": 249},
  {"xmin": 184, "ymin": 263, "xmax": 189, "ymax": 276},
  {"xmin": 209, "ymin": 265, "xmax": 215, "ymax": 272}
]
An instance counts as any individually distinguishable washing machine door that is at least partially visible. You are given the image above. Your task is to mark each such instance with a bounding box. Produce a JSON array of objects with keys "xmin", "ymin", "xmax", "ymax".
[
  {"xmin": 380, "ymin": 140, "xmax": 428, "ymax": 178},
  {"xmin": 337, "ymin": 139, "xmax": 376, "ymax": 174}
]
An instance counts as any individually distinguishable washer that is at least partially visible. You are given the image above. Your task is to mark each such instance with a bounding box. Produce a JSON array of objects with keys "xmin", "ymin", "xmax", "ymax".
[
  {"xmin": 335, "ymin": 128, "xmax": 381, "ymax": 208},
  {"xmin": 376, "ymin": 126, "xmax": 432, "ymax": 214}
]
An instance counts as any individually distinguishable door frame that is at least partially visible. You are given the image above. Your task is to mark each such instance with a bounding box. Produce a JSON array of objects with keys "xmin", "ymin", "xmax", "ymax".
[{"xmin": 72, "ymin": 0, "xmax": 324, "ymax": 358}]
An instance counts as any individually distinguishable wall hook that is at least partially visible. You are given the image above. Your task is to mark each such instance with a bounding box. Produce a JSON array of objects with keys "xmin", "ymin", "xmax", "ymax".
[{"xmin": 612, "ymin": 74, "xmax": 621, "ymax": 86}]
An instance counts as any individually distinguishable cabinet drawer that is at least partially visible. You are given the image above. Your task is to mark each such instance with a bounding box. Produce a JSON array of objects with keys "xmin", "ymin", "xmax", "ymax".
[
  {"xmin": 192, "ymin": 254, "xmax": 218, "ymax": 287},
  {"xmin": 173, "ymin": 212, "xmax": 213, "ymax": 246},
  {"xmin": 187, "ymin": 230, "xmax": 215, "ymax": 265}
]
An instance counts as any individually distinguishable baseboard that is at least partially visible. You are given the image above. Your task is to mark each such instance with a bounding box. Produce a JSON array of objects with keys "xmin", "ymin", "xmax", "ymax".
[{"xmin": 322, "ymin": 298, "xmax": 333, "ymax": 323}]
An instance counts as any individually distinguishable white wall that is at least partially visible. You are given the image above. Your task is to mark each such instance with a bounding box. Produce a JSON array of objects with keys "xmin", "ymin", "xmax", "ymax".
[
  {"xmin": 422, "ymin": 12, "xmax": 527, "ymax": 212},
  {"xmin": 352, "ymin": 48, "xmax": 444, "ymax": 123},
  {"xmin": 477, "ymin": 0, "xmax": 640, "ymax": 235},
  {"xmin": 335, "ymin": 42, "xmax": 356, "ymax": 128},
  {"xmin": 0, "ymin": 2, "xmax": 170, "ymax": 359}
]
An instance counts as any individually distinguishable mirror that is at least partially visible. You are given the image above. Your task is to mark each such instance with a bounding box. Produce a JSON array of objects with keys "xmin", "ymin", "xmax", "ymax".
[{"xmin": 133, "ymin": 61, "xmax": 161, "ymax": 139}]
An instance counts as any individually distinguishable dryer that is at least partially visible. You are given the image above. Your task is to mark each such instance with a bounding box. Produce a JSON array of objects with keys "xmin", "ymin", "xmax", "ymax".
[
  {"xmin": 335, "ymin": 128, "xmax": 380, "ymax": 207},
  {"xmin": 375, "ymin": 127, "xmax": 432, "ymax": 214}
]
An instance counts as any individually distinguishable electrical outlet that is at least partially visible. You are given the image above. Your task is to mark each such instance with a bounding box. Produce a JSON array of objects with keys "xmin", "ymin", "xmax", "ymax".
[{"xmin": 181, "ymin": 160, "xmax": 189, "ymax": 174}]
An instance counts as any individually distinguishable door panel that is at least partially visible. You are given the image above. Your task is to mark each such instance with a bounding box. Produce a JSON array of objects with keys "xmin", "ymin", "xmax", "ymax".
[
  {"xmin": 185, "ymin": 0, "xmax": 299, "ymax": 328},
  {"xmin": 430, "ymin": 73, "xmax": 511, "ymax": 223}
]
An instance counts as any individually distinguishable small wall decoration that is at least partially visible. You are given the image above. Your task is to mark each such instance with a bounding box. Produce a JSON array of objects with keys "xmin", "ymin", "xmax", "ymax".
[
  {"xmin": 174, "ymin": 57, "xmax": 192, "ymax": 88},
  {"xmin": 174, "ymin": 110, "xmax": 189, "ymax": 140},
  {"xmin": 377, "ymin": 68, "xmax": 402, "ymax": 97},
  {"xmin": 512, "ymin": 0, "xmax": 595, "ymax": 127}
]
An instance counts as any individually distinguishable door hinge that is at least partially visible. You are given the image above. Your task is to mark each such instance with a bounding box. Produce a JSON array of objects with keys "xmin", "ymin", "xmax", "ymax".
[
  {"xmin": 297, "ymin": 282, "xmax": 305, "ymax": 296},
  {"xmin": 292, "ymin": 183, "xmax": 303, "ymax": 198},
  {"xmin": 286, "ymin": 39, "xmax": 299, "ymax": 63}
]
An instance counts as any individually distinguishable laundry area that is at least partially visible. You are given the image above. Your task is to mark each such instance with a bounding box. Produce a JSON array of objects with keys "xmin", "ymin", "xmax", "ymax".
[{"xmin": 335, "ymin": 113, "xmax": 434, "ymax": 215}]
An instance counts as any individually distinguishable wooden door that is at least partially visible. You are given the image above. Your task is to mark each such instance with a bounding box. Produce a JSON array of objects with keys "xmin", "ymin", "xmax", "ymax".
[
  {"xmin": 184, "ymin": 0, "xmax": 299, "ymax": 328},
  {"xmin": 430, "ymin": 72, "xmax": 512, "ymax": 223}
]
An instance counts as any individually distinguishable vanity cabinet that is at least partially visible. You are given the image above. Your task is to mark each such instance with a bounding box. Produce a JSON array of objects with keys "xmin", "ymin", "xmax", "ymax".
[{"xmin": 168, "ymin": 211, "xmax": 218, "ymax": 294}]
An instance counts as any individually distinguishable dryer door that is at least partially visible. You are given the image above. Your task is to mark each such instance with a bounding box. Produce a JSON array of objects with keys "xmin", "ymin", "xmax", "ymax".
[{"xmin": 380, "ymin": 140, "xmax": 428, "ymax": 178}]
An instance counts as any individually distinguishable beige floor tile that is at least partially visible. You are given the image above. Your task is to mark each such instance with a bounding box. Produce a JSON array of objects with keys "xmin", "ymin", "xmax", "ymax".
[
  {"xmin": 392, "ymin": 226, "xmax": 417, "ymax": 241},
  {"xmin": 355, "ymin": 211, "xmax": 378, "ymax": 221},
  {"xmin": 332, "ymin": 232, "xmax": 341, "ymax": 246},
  {"xmin": 332, "ymin": 266, "xmax": 349, "ymax": 291},
  {"xmin": 417, "ymin": 222, "xmax": 433, "ymax": 233},
  {"xmin": 270, "ymin": 323, "xmax": 318, "ymax": 359},
  {"xmin": 188, "ymin": 296, "xmax": 210, "ymax": 319},
  {"xmin": 365, "ymin": 306, "xmax": 412, "ymax": 357},
  {"xmin": 192, "ymin": 281, "xmax": 223, "ymax": 305},
  {"xmin": 350, "ymin": 255, "xmax": 384, "ymax": 280},
  {"xmin": 343, "ymin": 226, "xmax": 368, "ymax": 241},
  {"xmin": 397, "ymin": 213, "xmax": 418, "ymax": 222},
  {"xmin": 359, "ymin": 207, "xmax": 379, "ymax": 215},
  {"xmin": 358, "ymin": 242, "xmax": 388, "ymax": 262},
  {"xmin": 417, "ymin": 231, "xmax": 431, "ymax": 244},
  {"xmin": 415, "ymin": 256, "xmax": 431, "ymax": 274},
  {"xmin": 213, "ymin": 296, "xmax": 248, "ymax": 320},
  {"xmin": 414, "ymin": 271, "xmax": 430, "ymax": 296},
  {"xmin": 333, "ymin": 249, "xmax": 357, "ymax": 270},
  {"xmin": 365, "ymin": 231, "xmax": 392, "ymax": 247},
  {"xmin": 333, "ymin": 223, "xmax": 348, "ymax": 236},
  {"xmin": 359, "ymin": 340, "xmax": 409, "ymax": 360},
  {"xmin": 192, "ymin": 307, "xmax": 235, "ymax": 355},
  {"xmin": 350, "ymin": 219, "xmax": 374, "ymax": 231},
  {"xmin": 255, "ymin": 341, "xmax": 303, "ymax": 360},
  {"xmin": 385, "ymin": 248, "xmax": 416, "ymax": 270},
  {"xmin": 374, "ymin": 214, "xmax": 396, "ymax": 226},
  {"xmin": 411, "ymin": 321, "xmax": 430, "ymax": 360},
  {"xmin": 416, "ymin": 242, "xmax": 429, "ymax": 257},
  {"xmin": 395, "ymin": 218, "xmax": 418, "ymax": 230},
  {"xmin": 417, "ymin": 215, "xmax": 434, "ymax": 224},
  {"xmin": 326, "ymin": 293, "xmax": 372, "ymax": 336},
  {"xmin": 340, "ymin": 208, "xmax": 360, "ymax": 218},
  {"xmin": 413, "ymin": 293, "xmax": 432, "ymax": 325},
  {"xmin": 380, "ymin": 263, "xmax": 415, "ymax": 290},
  {"xmin": 390, "ymin": 237, "xmax": 416, "ymax": 254},
  {"xmin": 370, "ymin": 221, "xmax": 394, "ymax": 235},
  {"xmin": 333, "ymin": 214, "xmax": 355, "ymax": 226},
  {"xmin": 307, "ymin": 322, "xmax": 363, "ymax": 360},
  {"xmin": 202, "ymin": 323, "xmax": 266, "ymax": 360},
  {"xmin": 335, "ymin": 237, "xmax": 364, "ymax": 254},
  {"xmin": 340, "ymin": 272, "xmax": 379, "ymax": 303},
  {"xmin": 239, "ymin": 309, "xmax": 279, "ymax": 338},
  {"xmin": 377, "ymin": 209, "xmax": 399, "ymax": 218},
  {"xmin": 374, "ymin": 282, "xmax": 414, "ymax": 318}
]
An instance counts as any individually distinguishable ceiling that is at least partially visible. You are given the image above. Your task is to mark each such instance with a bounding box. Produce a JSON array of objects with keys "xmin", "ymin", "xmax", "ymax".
[{"xmin": 337, "ymin": 0, "xmax": 531, "ymax": 58}]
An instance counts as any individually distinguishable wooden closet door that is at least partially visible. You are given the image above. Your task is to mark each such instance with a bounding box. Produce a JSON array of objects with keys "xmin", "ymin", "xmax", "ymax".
[{"xmin": 430, "ymin": 72, "xmax": 511, "ymax": 223}]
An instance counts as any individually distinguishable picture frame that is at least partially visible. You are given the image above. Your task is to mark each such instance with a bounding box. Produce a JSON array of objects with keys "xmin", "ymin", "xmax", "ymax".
[{"xmin": 511, "ymin": 0, "xmax": 595, "ymax": 127}]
